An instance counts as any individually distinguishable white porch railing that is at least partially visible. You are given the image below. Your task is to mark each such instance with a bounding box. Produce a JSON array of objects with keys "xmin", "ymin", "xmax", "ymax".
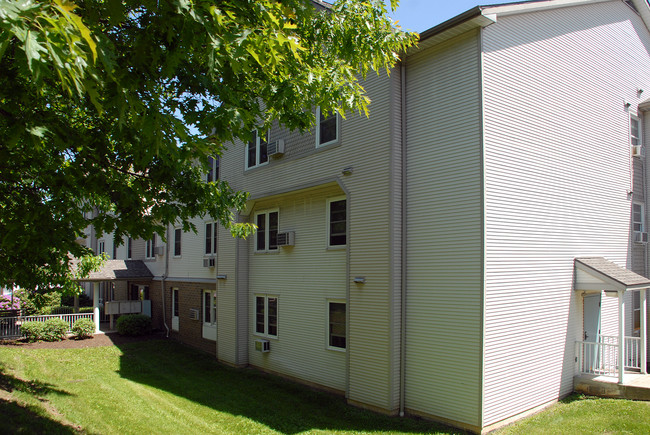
[
  {"xmin": 0, "ymin": 313, "xmax": 94, "ymax": 339},
  {"xmin": 576, "ymin": 335, "xmax": 642, "ymax": 376}
]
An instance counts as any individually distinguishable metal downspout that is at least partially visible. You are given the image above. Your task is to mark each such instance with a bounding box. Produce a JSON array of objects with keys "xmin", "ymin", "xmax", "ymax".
[
  {"xmin": 399, "ymin": 58, "xmax": 407, "ymax": 418},
  {"xmin": 161, "ymin": 226, "xmax": 170, "ymax": 337}
]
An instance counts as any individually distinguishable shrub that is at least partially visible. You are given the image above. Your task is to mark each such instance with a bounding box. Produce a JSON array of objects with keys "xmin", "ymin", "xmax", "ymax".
[
  {"xmin": 0, "ymin": 295, "xmax": 20, "ymax": 311},
  {"xmin": 43, "ymin": 306, "xmax": 74, "ymax": 315},
  {"xmin": 20, "ymin": 321, "xmax": 45, "ymax": 342},
  {"xmin": 72, "ymin": 318, "xmax": 95, "ymax": 339},
  {"xmin": 79, "ymin": 307, "xmax": 94, "ymax": 314},
  {"xmin": 61, "ymin": 293, "xmax": 93, "ymax": 307},
  {"xmin": 14, "ymin": 288, "xmax": 61, "ymax": 316},
  {"xmin": 41, "ymin": 318, "xmax": 69, "ymax": 341},
  {"xmin": 116, "ymin": 314, "xmax": 152, "ymax": 336}
]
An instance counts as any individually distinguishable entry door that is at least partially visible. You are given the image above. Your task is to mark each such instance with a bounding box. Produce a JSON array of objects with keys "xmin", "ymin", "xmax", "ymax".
[
  {"xmin": 583, "ymin": 293, "xmax": 602, "ymax": 371},
  {"xmin": 202, "ymin": 290, "xmax": 217, "ymax": 341}
]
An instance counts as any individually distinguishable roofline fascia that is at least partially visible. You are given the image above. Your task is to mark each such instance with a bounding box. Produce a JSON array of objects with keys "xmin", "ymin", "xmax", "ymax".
[{"xmin": 418, "ymin": 6, "xmax": 484, "ymax": 43}]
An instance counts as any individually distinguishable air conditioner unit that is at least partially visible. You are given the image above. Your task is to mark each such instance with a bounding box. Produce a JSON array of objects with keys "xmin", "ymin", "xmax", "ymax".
[
  {"xmin": 203, "ymin": 258, "xmax": 216, "ymax": 267},
  {"xmin": 255, "ymin": 339, "xmax": 270, "ymax": 352},
  {"xmin": 276, "ymin": 231, "xmax": 295, "ymax": 247},
  {"xmin": 189, "ymin": 308, "xmax": 199, "ymax": 321},
  {"xmin": 634, "ymin": 231, "xmax": 648, "ymax": 244},
  {"xmin": 632, "ymin": 146, "xmax": 645, "ymax": 158},
  {"xmin": 267, "ymin": 139, "xmax": 285, "ymax": 157}
]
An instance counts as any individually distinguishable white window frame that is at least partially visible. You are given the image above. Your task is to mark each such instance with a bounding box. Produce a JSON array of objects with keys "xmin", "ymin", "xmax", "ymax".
[
  {"xmin": 630, "ymin": 114, "xmax": 642, "ymax": 147},
  {"xmin": 98, "ymin": 240, "xmax": 105, "ymax": 255},
  {"xmin": 633, "ymin": 203, "xmax": 645, "ymax": 233},
  {"xmin": 326, "ymin": 196, "xmax": 347, "ymax": 248},
  {"xmin": 173, "ymin": 227, "xmax": 182, "ymax": 257},
  {"xmin": 327, "ymin": 300, "xmax": 347, "ymax": 351},
  {"xmin": 205, "ymin": 222, "xmax": 217, "ymax": 256},
  {"xmin": 206, "ymin": 156, "xmax": 219, "ymax": 182},
  {"xmin": 171, "ymin": 288, "xmax": 179, "ymax": 331},
  {"xmin": 145, "ymin": 234, "xmax": 156, "ymax": 259},
  {"xmin": 127, "ymin": 237, "xmax": 132, "ymax": 259},
  {"xmin": 254, "ymin": 209, "xmax": 279, "ymax": 253},
  {"xmin": 316, "ymin": 106, "xmax": 339, "ymax": 148},
  {"xmin": 254, "ymin": 294, "xmax": 278, "ymax": 338},
  {"xmin": 245, "ymin": 129, "xmax": 269, "ymax": 170}
]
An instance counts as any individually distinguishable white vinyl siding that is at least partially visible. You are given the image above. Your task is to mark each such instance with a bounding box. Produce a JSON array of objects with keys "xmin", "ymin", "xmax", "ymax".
[
  {"xmin": 481, "ymin": 1, "xmax": 650, "ymax": 426},
  {"xmin": 404, "ymin": 29, "xmax": 483, "ymax": 428}
]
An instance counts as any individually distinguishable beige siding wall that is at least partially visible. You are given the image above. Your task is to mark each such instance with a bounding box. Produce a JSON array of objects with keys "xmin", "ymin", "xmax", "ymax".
[
  {"xmin": 404, "ymin": 29, "xmax": 484, "ymax": 428},
  {"xmin": 482, "ymin": 1, "xmax": 650, "ymax": 426},
  {"xmin": 215, "ymin": 71, "xmax": 400, "ymax": 407},
  {"xmin": 246, "ymin": 187, "xmax": 347, "ymax": 391}
]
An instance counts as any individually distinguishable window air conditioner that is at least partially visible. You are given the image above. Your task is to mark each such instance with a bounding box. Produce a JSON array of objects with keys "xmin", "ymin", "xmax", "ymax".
[
  {"xmin": 267, "ymin": 139, "xmax": 285, "ymax": 157},
  {"xmin": 276, "ymin": 231, "xmax": 295, "ymax": 247},
  {"xmin": 632, "ymin": 146, "xmax": 645, "ymax": 158},
  {"xmin": 634, "ymin": 231, "xmax": 648, "ymax": 244},
  {"xmin": 189, "ymin": 308, "xmax": 199, "ymax": 321},
  {"xmin": 153, "ymin": 246, "xmax": 165, "ymax": 256},
  {"xmin": 255, "ymin": 339, "xmax": 270, "ymax": 352},
  {"xmin": 203, "ymin": 258, "xmax": 216, "ymax": 267}
]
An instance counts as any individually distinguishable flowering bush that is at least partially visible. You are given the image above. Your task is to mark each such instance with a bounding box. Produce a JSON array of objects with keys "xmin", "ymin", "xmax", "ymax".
[{"xmin": 0, "ymin": 295, "xmax": 20, "ymax": 311}]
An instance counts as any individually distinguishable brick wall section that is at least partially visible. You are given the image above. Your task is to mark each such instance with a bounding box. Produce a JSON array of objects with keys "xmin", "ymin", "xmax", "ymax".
[{"xmin": 149, "ymin": 280, "xmax": 217, "ymax": 356}]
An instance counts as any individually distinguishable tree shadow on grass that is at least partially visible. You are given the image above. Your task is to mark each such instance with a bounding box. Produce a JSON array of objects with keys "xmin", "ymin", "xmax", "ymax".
[
  {"xmin": 0, "ymin": 399, "xmax": 83, "ymax": 434},
  {"xmin": 116, "ymin": 339, "xmax": 467, "ymax": 434},
  {"xmin": 0, "ymin": 364, "xmax": 73, "ymax": 400}
]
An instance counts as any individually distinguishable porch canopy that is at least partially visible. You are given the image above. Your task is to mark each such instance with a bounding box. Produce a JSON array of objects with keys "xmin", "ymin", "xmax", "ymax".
[
  {"xmin": 73, "ymin": 259, "xmax": 153, "ymax": 282},
  {"xmin": 574, "ymin": 257, "xmax": 649, "ymax": 382},
  {"xmin": 72, "ymin": 260, "xmax": 153, "ymax": 333}
]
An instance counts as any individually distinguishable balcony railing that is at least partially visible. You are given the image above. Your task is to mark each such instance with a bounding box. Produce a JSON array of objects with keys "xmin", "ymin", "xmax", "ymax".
[{"xmin": 576, "ymin": 335, "xmax": 642, "ymax": 377}]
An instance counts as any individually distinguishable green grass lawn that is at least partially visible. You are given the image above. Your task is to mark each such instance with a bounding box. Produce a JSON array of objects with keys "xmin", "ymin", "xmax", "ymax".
[{"xmin": 1, "ymin": 339, "xmax": 649, "ymax": 434}]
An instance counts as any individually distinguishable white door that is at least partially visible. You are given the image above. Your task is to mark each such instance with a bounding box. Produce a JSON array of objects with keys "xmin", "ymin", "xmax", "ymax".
[
  {"xmin": 202, "ymin": 290, "xmax": 217, "ymax": 341},
  {"xmin": 584, "ymin": 293, "xmax": 602, "ymax": 371}
]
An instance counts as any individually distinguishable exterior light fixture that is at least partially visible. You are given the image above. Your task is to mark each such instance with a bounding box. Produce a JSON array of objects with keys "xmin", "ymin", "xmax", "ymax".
[
  {"xmin": 217, "ymin": 274, "xmax": 227, "ymax": 280},
  {"xmin": 354, "ymin": 277, "xmax": 366, "ymax": 284}
]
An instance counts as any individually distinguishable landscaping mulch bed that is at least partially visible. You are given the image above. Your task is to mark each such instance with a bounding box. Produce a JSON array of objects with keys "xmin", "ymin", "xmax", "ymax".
[{"xmin": 0, "ymin": 331, "xmax": 166, "ymax": 350}]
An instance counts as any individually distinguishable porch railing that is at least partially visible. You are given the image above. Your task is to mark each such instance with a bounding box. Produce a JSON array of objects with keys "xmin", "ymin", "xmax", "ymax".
[
  {"xmin": 0, "ymin": 313, "xmax": 94, "ymax": 339},
  {"xmin": 576, "ymin": 335, "xmax": 642, "ymax": 376}
]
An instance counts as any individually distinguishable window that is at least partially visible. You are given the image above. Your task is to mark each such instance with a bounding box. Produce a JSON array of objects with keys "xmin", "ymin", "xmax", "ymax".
[
  {"xmin": 112, "ymin": 240, "xmax": 117, "ymax": 259},
  {"xmin": 633, "ymin": 203, "xmax": 645, "ymax": 233},
  {"xmin": 631, "ymin": 114, "xmax": 642, "ymax": 147},
  {"xmin": 328, "ymin": 198, "xmax": 347, "ymax": 246},
  {"xmin": 246, "ymin": 130, "xmax": 269, "ymax": 169},
  {"xmin": 207, "ymin": 156, "xmax": 219, "ymax": 182},
  {"xmin": 174, "ymin": 228, "xmax": 182, "ymax": 257},
  {"xmin": 255, "ymin": 295, "xmax": 278, "ymax": 337},
  {"xmin": 98, "ymin": 240, "xmax": 105, "ymax": 255},
  {"xmin": 145, "ymin": 234, "xmax": 156, "ymax": 259},
  {"xmin": 255, "ymin": 210, "xmax": 279, "ymax": 252},
  {"xmin": 127, "ymin": 237, "xmax": 132, "ymax": 259},
  {"xmin": 328, "ymin": 302, "xmax": 346, "ymax": 350},
  {"xmin": 205, "ymin": 222, "xmax": 217, "ymax": 255},
  {"xmin": 316, "ymin": 106, "xmax": 338, "ymax": 148}
]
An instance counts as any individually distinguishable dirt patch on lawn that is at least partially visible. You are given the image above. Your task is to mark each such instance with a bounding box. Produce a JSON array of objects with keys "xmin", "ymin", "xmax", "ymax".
[{"xmin": 0, "ymin": 331, "xmax": 166, "ymax": 350}]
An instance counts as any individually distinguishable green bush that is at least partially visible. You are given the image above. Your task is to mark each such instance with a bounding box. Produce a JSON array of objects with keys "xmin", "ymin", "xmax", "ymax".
[
  {"xmin": 79, "ymin": 307, "xmax": 94, "ymax": 314},
  {"xmin": 41, "ymin": 318, "xmax": 69, "ymax": 341},
  {"xmin": 43, "ymin": 306, "xmax": 74, "ymax": 315},
  {"xmin": 72, "ymin": 318, "xmax": 95, "ymax": 339},
  {"xmin": 116, "ymin": 314, "xmax": 152, "ymax": 336},
  {"xmin": 20, "ymin": 321, "xmax": 45, "ymax": 342},
  {"xmin": 14, "ymin": 288, "xmax": 62, "ymax": 316}
]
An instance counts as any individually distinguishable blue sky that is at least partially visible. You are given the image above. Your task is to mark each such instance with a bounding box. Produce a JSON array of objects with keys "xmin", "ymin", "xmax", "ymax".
[{"xmin": 386, "ymin": 0, "xmax": 520, "ymax": 33}]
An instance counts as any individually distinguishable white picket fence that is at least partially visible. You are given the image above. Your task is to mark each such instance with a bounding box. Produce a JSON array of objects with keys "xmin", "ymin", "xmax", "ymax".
[
  {"xmin": 576, "ymin": 335, "xmax": 642, "ymax": 376},
  {"xmin": 0, "ymin": 313, "xmax": 94, "ymax": 339}
]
